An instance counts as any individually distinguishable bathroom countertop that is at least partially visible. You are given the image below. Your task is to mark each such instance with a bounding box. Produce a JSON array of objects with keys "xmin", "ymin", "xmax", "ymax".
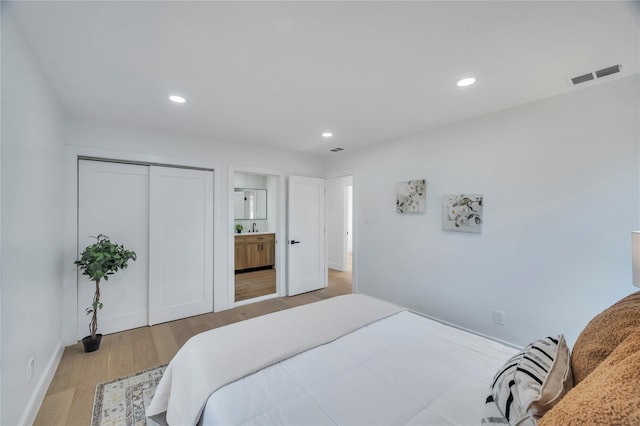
[{"xmin": 235, "ymin": 231, "xmax": 274, "ymax": 236}]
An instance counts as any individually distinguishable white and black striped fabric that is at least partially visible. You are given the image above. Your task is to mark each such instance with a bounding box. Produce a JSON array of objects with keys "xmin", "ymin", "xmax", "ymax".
[
  {"xmin": 481, "ymin": 335, "xmax": 573, "ymax": 426},
  {"xmin": 481, "ymin": 393, "xmax": 509, "ymax": 425}
]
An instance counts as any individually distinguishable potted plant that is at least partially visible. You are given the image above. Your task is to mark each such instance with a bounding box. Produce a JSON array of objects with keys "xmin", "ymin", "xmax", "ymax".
[
  {"xmin": 235, "ymin": 224, "xmax": 243, "ymax": 234},
  {"xmin": 74, "ymin": 234, "xmax": 136, "ymax": 352}
]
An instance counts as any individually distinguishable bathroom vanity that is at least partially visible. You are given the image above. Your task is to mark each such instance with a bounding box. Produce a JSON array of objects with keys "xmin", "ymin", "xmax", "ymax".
[{"xmin": 234, "ymin": 233, "xmax": 275, "ymax": 271}]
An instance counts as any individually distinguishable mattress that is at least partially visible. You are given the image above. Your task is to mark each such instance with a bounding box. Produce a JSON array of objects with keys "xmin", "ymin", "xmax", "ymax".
[
  {"xmin": 201, "ymin": 311, "xmax": 519, "ymax": 425},
  {"xmin": 147, "ymin": 294, "xmax": 403, "ymax": 425}
]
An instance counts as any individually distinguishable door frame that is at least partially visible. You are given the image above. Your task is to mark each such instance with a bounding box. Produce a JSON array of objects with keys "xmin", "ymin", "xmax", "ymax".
[
  {"xmin": 63, "ymin": 146, "xmax": 223, "ymax": 346},
  {"xmin": 326, "ymin": 176, "xmax": 353, "ymax": 272},
  {"xmin": 227, "ymin": 165, "xmax": 286, "ymax": 306},
  {"xmin": 344, "ymin": 183, "xmax": 353, "ymax": 272},
  {"xmin": 325, "ymin": 172, "xmax": 357, "ymax": 293}
]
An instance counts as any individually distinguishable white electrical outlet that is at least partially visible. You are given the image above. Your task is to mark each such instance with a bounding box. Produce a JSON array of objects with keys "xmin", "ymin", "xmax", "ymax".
[
  {"xmin": 493, "ymin": 309, "xmax": 505, "ymax": 326},
  {"xmin": 27, "ymin": 358, "xmax": 35, "ymax": 383}
]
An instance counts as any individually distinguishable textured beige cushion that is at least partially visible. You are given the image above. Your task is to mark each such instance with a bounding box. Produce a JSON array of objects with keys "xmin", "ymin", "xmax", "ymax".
[
  {"xmin": 483, "ymin": 335, "xmax": 573, "ymax": 425},
  {"xmin": 570, "ymin": 291, "xmax": 640, "ymax": 384},
  {"xmin": 540, "ymin": 328, "xmax": 640, "ymax": 425}
]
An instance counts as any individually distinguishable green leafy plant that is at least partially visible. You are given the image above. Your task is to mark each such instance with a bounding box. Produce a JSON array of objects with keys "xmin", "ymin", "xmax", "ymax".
[
  {"xmin": 74, "ymin": 234, "xmax": 137, "ymax": 340},
  {"xmin": 235, "ymin": 224, "xmax": 243, "ymax": 233}
]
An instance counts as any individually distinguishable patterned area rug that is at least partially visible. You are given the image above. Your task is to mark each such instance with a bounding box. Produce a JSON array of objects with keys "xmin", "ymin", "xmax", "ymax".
[{"xmin": 92, "ymin": 364, "xmax": 167, "ymax": 426}]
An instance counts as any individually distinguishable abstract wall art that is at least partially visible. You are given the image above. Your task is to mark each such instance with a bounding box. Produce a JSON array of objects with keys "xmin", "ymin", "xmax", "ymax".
[
  {"xmin": 396, "ymin": 179, "xmax": 426, "ymax": 213},
  {"xmin": 442, "ymin": 194, "xmax": 483, "ymax": 233}
]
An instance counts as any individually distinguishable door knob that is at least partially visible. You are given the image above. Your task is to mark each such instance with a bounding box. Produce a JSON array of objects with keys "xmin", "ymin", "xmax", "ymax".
[{"xmin": 290, "ymin": 240, "xmax": 300, "ymax": 245}]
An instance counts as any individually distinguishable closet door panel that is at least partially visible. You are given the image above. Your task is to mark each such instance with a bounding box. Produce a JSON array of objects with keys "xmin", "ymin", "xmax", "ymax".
[
  {"xmin": 149, "ymin": 166, "xmax": 214, "ymax": 325},
  {"xmin": 77, "ymin": 160, "xmax": 149, "ymax": 338}
]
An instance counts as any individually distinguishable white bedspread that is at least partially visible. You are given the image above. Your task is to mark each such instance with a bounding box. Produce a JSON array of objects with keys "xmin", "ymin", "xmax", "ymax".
[
  {"xmin": 202, "ymin": 311, "xmax": 519, "ymax": 425},
  {"xmin": 146, "ymin": 294, "xmax": 403, "ymax": 425}
]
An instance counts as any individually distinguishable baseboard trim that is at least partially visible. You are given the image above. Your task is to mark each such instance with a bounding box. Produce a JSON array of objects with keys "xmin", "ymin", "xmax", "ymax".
[
  {"xmin": 328, "ymin": 262, "xmax": 346, "ymax": 272},
  {"xmin": 407, "ymin": 309, "xmax": 521, "ymax": 350},
  {"xmin": 19, "ymin": 341, "xmax": 64, "ymax": 426}
]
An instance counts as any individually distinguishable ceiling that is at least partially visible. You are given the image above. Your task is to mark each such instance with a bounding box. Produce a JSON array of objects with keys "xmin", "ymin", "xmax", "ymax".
[{"xmin": 5, "ymin": 1, "xmax": 640, "ymax": 156}]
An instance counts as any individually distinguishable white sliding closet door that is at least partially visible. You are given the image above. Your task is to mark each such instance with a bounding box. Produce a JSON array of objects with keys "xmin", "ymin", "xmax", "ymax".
[
  {"xmin": 149, "ymin": 166, "xmax": 214, "ymax": 325},
  {"xmin": 77, "ymin": 160, "xmax": 149, "ymax": 338}
]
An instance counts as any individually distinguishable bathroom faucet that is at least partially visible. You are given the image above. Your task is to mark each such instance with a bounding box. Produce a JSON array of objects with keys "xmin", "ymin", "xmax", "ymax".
[{"xmin": 252, "ymin": 222, "xmax": 257, "ymax": 232}]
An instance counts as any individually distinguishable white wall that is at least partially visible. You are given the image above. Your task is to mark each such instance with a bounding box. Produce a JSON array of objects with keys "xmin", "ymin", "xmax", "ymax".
[
  {"xmin": 327, "ymin": 176, "xmax": 353, "ymax": 271},
  {"xmin": 265, "ymin": 175, "xmax": 278, "ymax": 234},
  {"xmin": 325, "ymin": 75, "xmax": 640, "ymax": 348},
  {"xmin": 66, "ymin": 118, "xmax": 324, "ymax": 175},
  {"xmin": 62, "ymin": 118, "xmax": 324, "ymax": 342},
  {"xmin": 1, "ymin": 15, "xmax": 66, "ymax": 426},
  {"xmin": 234, "ymin": 172, "xmax": 269, "ymax": 233}
]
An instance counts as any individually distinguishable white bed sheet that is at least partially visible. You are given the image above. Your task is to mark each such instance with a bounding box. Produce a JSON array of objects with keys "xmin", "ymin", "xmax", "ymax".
[{"xmin": 201, "ymin": 311, "xmax": 519, "ymax": 426}]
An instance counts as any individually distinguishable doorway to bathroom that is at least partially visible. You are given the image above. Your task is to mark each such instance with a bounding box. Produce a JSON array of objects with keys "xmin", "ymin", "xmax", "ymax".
[{"xmin": 232, "ymin": 170, "xmax": 283, "ymax": 304}]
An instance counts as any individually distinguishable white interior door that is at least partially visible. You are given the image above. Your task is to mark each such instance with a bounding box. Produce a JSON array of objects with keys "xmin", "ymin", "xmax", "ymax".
[
  {"xmin": 77, "ymin": 160, "xmax": 149, "ymax": 338},
  {"xmin": 287, "ymin": 175, "xmax": 326, "ymax": 295},
  {"xmin": 149, "ymin": 166, "xmax": 214, "ymax": 325}
]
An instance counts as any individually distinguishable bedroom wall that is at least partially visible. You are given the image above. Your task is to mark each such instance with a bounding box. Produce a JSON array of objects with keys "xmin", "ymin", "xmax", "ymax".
[
  {"xmin": 325, "ymin": 75, "xmax": 640, "ymax": 348},
  {"xmin": 65, "ymin": 118, "xmax": 324, "ymax": 176},
  {"xmin": 1, "ymin": 15, "xmax": 66, "ymax": 426},
  {"xmin": 61, "ymin": 118, "xmax": 325, "ymax": 342}
]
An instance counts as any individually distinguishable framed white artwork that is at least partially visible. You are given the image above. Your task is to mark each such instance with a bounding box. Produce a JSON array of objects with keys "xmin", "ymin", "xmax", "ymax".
[
  {"xmin": 442, "ymin": 194, "xmax": 483, "ymax": 233},
  {"xmin": 396, "ymin": 179, "xmax": 426, "ymax": 213}
]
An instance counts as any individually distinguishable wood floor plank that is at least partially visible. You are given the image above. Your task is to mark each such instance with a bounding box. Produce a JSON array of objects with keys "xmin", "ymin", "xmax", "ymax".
[
  {"xmin": 77, "ymin": 337, "xmax": 111, "ymax": 386},
  {"xmin": 36, "ymin": 270, "xmax": 351, "ymax": 425},
  {"xmin": 106, "ymin": 331, "xmax": 135, "ymax": 379},
  {"xmin": 150, "ymin": 323, "xmax": 180, "ymax": 365},
  {"xmin": 47, "ymin": 345, "xmax": 84, "ymax": 394},
  {"xmin": 185, "ymin": 314, "xmax": 211, "ymax": 337},
  {"xmin": 131, "ymin": 326, "xmax": 160, "ymax": 372},
  {"xmin": 169, "ymin": 318, "xmax": 196, "ymax": 348},
  {"xmin": 201, "ymin": 311, "xmax": 234, "ymax": 330},
  {"xmin": 66, "ymin": 382, "xmax": 96, "ymax": 426},
  {"xmin": 235, "ymin": 268, "xmax": 276, "ymax": 301},
  {"xmin": 263, "ymin": 298, "xmax": 292, "ymax": 312},
  {"xmin": 33, "ymin": 388, "xmax": 74, "ymax": 426}
]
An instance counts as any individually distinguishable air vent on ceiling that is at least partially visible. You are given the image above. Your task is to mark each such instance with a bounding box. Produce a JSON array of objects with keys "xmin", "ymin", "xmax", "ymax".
[
  {"xmin": 569, "ymin": 64, "xmax": 622, "ymax": 86},
  {"xmin": 595, "ymin": 64, "xmax": 621, "ymax": 78},
  {"xmin": 571, "ymin": 72, "xmax": 594, "ymax": 85},
  {"xmin": 329, "ymin": 147, "xmax": 344, "ymax": 152}
]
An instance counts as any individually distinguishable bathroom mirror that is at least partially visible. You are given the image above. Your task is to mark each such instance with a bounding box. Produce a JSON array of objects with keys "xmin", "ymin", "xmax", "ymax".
[{"xmin": 234, "ymin": 188, "xmax": 267, "ymax": 219}]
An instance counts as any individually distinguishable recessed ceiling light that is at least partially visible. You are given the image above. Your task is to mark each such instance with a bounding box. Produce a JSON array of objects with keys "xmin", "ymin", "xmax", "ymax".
[
  {"xmin": 169, "ymin": 95, "xmax": 186, "ymax": 103},
  {"xmin": 322, "ymin": 132, "xmax": 333, "ymax": 138},
  {"xmin": 456, "ymin": 77, "xmax": 476, "ymax": 87}
]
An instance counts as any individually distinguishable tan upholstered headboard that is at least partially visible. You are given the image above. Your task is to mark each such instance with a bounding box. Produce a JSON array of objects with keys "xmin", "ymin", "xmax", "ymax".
[
  {"xmin": 570, "ymin": 291, "xmax": 640, "ymax": 384},
  {"xmin": 539, "ymin": 291, "xmax": 640, "ymax": 425}
]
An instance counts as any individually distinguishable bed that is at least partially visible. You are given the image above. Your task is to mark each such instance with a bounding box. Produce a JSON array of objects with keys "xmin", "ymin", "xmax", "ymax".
[{"xmin": 146, "ymin": 292, "xmax": 640, "ymax": 426}]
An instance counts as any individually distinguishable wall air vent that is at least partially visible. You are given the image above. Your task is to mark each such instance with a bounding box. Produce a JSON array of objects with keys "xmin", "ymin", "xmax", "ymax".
[
  {"xmin": 569, "ymin": 64, "xmax": 622, "ymax": 86},
  {"xmin": 595, "ymin": 64, "xmax": 621, "ymax": 78},
  {"xmin": 330, "ymin": 147, "xmax": 344, "ymax": 152},
  {"xmin": 571, "ymin": 73, "xmax": 594, "ymax": 85}
]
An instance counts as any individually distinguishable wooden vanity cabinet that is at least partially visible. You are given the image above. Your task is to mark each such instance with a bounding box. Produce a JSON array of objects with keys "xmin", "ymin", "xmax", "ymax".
[{"xmin": 235, "ymin": 233, "xmax": 275, "ymax": 270}]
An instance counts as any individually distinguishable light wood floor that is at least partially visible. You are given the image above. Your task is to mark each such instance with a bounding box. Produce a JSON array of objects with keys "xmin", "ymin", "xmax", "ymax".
[{"xmin": 35, "ymin": 269, "xmax": 351, "ymax": 426}]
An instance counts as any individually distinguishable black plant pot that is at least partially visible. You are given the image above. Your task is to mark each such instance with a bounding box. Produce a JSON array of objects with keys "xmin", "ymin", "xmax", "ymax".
[{"xmin": 82, "ymin": 334, "xmax": 103, "ymax": 353}]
